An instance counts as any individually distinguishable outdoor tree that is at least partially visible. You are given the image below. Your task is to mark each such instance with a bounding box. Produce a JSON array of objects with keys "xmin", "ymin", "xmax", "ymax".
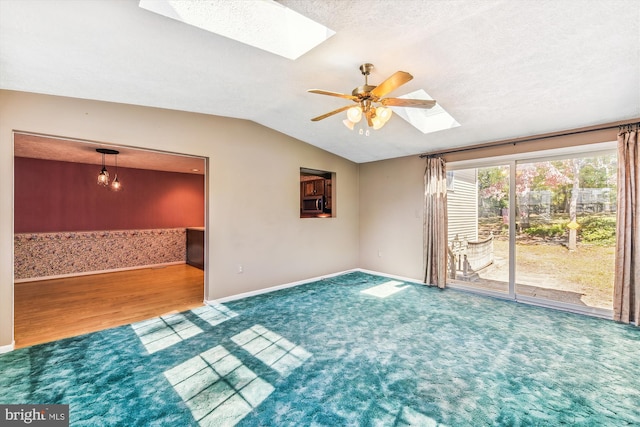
[
  {"xmin": 478, "ymin": 166, "xmax": 509, "ymax": 214},
  {"xmin": 568, "ymin": 159, "xmax": 582, "ymax": 250},
  {"xmin": 478, "ymin": 156, "xmax": 617, "ymax": 246}
]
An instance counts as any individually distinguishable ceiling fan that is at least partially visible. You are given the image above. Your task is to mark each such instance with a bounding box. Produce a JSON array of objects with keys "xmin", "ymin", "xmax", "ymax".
[{"xmin": 308, "ymin": 63, "xmax": 436, "ymax": 131}]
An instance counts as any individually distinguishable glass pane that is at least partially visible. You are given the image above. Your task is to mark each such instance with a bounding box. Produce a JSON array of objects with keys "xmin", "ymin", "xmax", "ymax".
[
  {"xmin": 447, "ymin": 165, "xmax": 510, "ymax": 293},
  {"xmin": 515, "ymin": 154, "xmax": 616, "ymax": 310}
]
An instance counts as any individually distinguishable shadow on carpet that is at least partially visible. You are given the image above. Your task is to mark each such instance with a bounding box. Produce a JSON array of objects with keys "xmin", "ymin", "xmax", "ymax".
[{"xmin": 1, "ymin": 272, "xmax": 639, "ymax": 426}]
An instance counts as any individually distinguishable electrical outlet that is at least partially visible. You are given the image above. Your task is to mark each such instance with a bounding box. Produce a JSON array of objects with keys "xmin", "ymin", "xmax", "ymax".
[
  {"xmin": 238, "ymin": 264, "xmax": 243, "ymax": 273},
  {"xmin": 378, "ymin": 250, "xmax": 382, "ymax": 258}
]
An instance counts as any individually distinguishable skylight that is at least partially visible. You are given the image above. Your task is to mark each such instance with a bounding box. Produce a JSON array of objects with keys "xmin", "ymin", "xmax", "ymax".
[
  {"xmin": 392, "ymin": 89, "xmax": 460, "ymax": 134},
  {"xmin": 139, "ymin": 0, "xmax": 335, "ymax": 60}
]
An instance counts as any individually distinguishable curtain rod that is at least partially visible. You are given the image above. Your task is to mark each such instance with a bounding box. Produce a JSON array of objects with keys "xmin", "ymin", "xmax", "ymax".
[{"xmin": 419, "ymin": 119, "xmax": 640, "ymax": 158}]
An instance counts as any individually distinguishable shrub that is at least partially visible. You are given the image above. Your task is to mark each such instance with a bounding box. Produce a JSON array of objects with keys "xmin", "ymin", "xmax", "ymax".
[
  {"xmin": 522, "ymin": 223, "xmax": 566, "ymax": 238},
  {"xmin": 579, "ymin": 215, "xmax": 616, "ymax": 245}
]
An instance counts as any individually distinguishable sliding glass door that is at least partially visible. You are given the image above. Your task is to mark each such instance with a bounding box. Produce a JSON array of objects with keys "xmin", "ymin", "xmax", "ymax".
[
  {"xmin": 447, "ymin": 145, "xmax": 616, "ymax": 314},
  {"xmin": 447, "ymin": 165, "xmax": 510, "ymax": 295},
  {"xmin": 515, "ymin": 154, "xmax": 616, "ymax": 311}
]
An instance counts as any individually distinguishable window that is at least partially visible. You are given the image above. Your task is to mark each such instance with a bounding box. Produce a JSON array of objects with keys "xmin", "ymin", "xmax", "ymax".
[
  {"xmin": 446, "ymin": 142, "xmax": 616, "ymax": 317},
  {"xmin": 446, "ymin": 171, "xmax": 455, "ymax": 191},
  {"xmin": 300, "ymin": 168, "xmax": 334, "ymax": 218}
]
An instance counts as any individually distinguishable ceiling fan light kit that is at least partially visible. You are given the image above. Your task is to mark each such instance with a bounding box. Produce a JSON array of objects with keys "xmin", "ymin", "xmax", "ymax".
[
  {"xmin": 308, "ymin": 63, "xmax": 436, "ymax": 132},
  {"xmin": 342, "ymin": 118, "xmax": 355, "ymax": 130},
  {"xmin": 347, "ymin": 106, "xmax": 362, "ymax": 123}
]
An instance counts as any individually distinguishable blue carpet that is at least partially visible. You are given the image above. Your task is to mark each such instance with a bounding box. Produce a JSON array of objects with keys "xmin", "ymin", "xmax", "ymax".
[{"xmin": 1, "ymin": 272, "xmax": 639, "ymax": 426}]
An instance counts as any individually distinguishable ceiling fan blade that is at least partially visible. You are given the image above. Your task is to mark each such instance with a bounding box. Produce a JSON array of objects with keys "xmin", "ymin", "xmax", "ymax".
[
  {"xmin": 311, "ymin": 105, "xmax": 352, "ymax": 121},
  {"xmin": 308, "ymin": 89, "xmax": 358, "ymax": 101},
  {"xmin": 380, "ymin": 98, "xmax": 437, "ymax": 109},
  {"xmin": 370, "ymin": 71, "xmax": 413, "ymax": 98}
]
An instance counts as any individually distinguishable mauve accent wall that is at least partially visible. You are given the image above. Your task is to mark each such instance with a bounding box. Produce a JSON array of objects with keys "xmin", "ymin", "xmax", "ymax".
[{"xmin": 15, "ymin": 157, "xmax": 204, "ymax": 233}]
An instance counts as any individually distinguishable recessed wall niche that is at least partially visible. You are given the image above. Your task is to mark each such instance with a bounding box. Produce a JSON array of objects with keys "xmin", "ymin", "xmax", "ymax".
[{"xmin": 300, "ymin": 168, "xmax": 334, "ymax": 218}]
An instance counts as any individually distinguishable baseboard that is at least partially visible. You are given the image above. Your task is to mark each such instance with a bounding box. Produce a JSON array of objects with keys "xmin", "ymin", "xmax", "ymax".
[
  {"xmin": 0, "ymin": 341, "xmax": 15, "ymax": 354},
  {"xmin": 14, "ymin": 261, "xmax": 185, "ymax": 283},
  {"xmin": 208, "ymin": 268, "xmax": 428, "ymax": 305},
  {"xmin": 206, "ymin": 269, "xmax": 358, "ymax": 304},
  {"xmin": 205, "ymin": 267, "xmax": 618, "ymax": 324}
]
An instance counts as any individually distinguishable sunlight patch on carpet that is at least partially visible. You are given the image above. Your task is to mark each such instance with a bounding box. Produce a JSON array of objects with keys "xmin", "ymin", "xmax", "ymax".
[
  {"xmin": 231, "ymin": 325, "xmax": 312, "ymax": 377},
  {"xmin": 192, "ymin": 303, "xmax": 238, "ymax": 326},
  {"xmin": 164, "ymin": 345, "xmax": 274, "ymax": 426},
  {"xmin": 361, "ymin": 280, "xmax": 409, "ymax": 298},
  {"xmin": 366, "ymin": 401, "xmax": 439, "ymax": 427},
  {"xmin": 2, "ymin": 271, "xmax": 639, "ymax": 425},
  {"xmin": 131, "ymin": 313, "xmax": 202, "ymax": 354},
  {"xmin": 400, "ymin": 406, "xmax": 439, "ymax": 426}
]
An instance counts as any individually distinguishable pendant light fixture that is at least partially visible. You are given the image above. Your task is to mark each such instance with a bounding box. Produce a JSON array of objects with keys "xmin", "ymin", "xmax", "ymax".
[
  {"xmin": 111, "ymin": 152, "xmax": 122, "ymax": 192},
  {"xmin": 96, "ymin": 148, "xmax": 121, "ymax": 190}
]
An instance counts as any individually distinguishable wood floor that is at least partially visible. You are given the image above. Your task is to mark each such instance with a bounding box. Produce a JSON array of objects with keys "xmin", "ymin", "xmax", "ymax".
[{"xmin": 14, "ymin": 264, "xmax": 205, "ymax": 349}]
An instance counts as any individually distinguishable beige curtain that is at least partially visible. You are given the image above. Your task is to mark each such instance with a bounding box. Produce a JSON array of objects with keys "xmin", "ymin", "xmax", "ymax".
[
  {"xmin": 424, "ymin": 157, "xmax": 448, "ymax": 288},
  {"xmin": 614, "ymin": 128, "xmax": 639, "ymax": 325}
]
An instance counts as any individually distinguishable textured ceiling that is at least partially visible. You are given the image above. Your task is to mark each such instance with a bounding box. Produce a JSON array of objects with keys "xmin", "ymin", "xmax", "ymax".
[
  {"xmin": 1, "ymin": 0, "xmax": 639, "ymax": 165},
  {"xmin": 13, "ymin": 133, "xmax": 205, "ymax": 175}
]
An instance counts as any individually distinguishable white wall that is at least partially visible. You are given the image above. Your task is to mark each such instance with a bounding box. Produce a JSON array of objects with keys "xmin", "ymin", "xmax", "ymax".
[
  {"xmin": 0, "ymin": 90, "xmax": 360, "ymax": 348},
  {"xmin": 359, "ymin": 155, "xmax": 425, "ymax": 281}
]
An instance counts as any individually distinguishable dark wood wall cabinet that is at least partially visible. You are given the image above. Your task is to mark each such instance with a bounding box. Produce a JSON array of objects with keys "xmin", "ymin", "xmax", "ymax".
[
  {"xmin": 186, "ymin": 227, "xmax": 204, "ymax": 270},
  {"xmin": 303, "ymin": 179, "xmax": 325, "ymax": 196},
  {"xmin": 300, "ymin": 178, "xmax": 332, "ymax": 217}
]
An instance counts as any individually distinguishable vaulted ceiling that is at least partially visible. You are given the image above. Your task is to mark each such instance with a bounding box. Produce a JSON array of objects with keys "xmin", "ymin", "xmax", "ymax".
[{"xmin": 1, "ymin": 0, "xmax": 638, "ymax": 164}]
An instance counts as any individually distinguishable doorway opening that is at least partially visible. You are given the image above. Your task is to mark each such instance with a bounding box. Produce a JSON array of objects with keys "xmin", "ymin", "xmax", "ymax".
[{"xmin": 13, "ymin": 132, "xmax": 208, "ymax": 348}]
